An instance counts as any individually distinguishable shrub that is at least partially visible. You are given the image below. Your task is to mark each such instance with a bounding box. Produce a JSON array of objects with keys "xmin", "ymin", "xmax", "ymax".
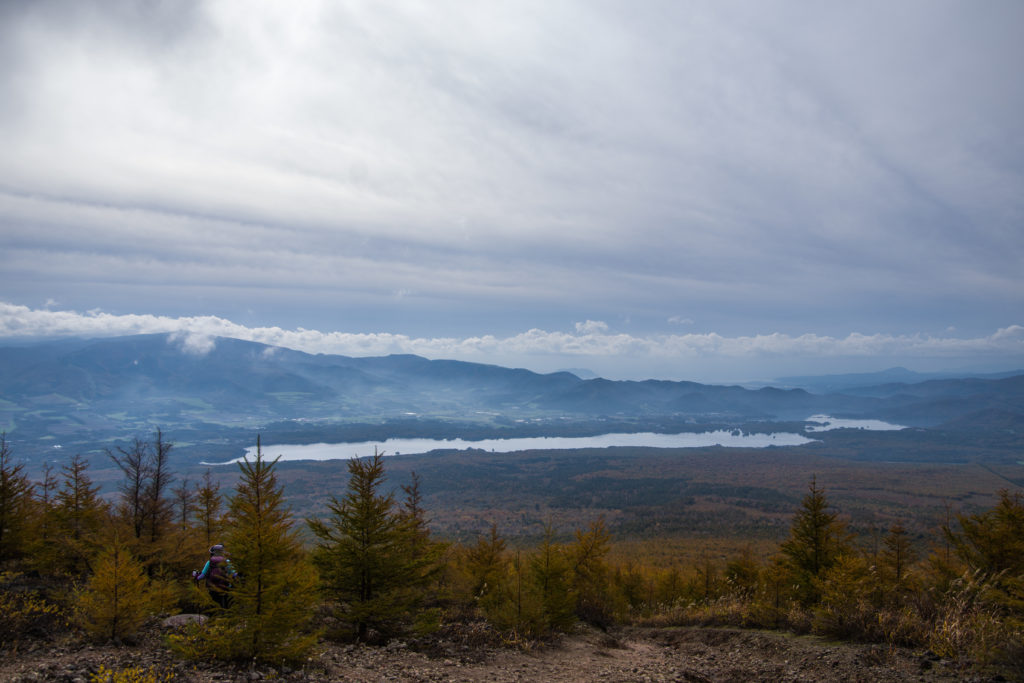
[
  {"xmin": 929, "ymin": 570, "xmax": 1020, "ymax": 667},
  {"xmin": 876, "ymin": 605, "xmax": 930, "ymax": 648},
  {"xmin": 636, "ymin": 594, "xmax": 751, "ymax": 629},
  {"xmin": 0, "ymin": 572, "xmax": 68, "ymax": 646},
  {"xmin": 813, "ymin": 554, "xmax": 883, "ymax": 641},
  {"xmin": 89, "ymin": 665, "xmax": 175, "ymax": 683}
]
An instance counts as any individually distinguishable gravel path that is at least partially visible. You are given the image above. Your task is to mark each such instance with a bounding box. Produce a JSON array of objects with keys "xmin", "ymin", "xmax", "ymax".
[{"xmin": 0, "ymin": 623, "xmax": 1000, "ymax": 682}]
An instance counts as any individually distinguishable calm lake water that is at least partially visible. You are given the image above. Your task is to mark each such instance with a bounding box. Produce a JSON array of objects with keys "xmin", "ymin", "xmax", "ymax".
[
  {"xmin": 204, "ymin": 415, "xmax": 906, "ymax": 465},
  {"xmin": 804, "ymin": 414, "xmax": 906, "ymax": 432},
  {"xmin": 208, "ymin": 429, "xmax": 817, "ymax": 465}
]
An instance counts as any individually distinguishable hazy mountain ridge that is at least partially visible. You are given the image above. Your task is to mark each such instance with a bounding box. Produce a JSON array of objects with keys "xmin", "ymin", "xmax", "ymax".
[
  {"xmin": 1, "ymin": 334, "xmax": 1022, "ymax": 461},
  {"xmin": 773, "ymin": 366, "xmax": 1024, "ymax": 394}
]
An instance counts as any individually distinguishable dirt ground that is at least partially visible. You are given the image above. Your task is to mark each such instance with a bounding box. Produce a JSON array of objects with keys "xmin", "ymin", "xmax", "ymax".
[{"xmin": 0, "ymin": 621, "xmax": 1012, "ymax": 682}]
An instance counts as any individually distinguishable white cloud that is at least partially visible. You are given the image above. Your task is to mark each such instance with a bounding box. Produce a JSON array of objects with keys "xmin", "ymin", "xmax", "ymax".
[
  {"xmin": 574, "ymin": 320, "xmax": 609, "ymax": 335},
  {"xmin": 169, "ymin": 330, "xmax": 217, "ymax": 356},
  {"xmin": 2, "ymin": 303, "xmax": 1021, "ymax": 371}
]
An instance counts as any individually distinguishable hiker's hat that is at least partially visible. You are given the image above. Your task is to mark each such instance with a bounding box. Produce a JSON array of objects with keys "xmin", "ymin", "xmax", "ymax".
[{"xmin": 210, "ymin": 544, "xmax": 225, "ymax": 555}]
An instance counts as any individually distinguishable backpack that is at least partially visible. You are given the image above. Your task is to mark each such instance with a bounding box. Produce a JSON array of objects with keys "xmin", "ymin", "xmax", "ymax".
[{"xmin": 207, "ymin": 555, "xmax": 232, "ymax": 591}]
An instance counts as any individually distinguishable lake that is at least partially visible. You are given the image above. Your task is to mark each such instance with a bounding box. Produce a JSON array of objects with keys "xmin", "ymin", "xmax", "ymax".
[
  {"xmin": 203, "ymin": 414, "xmax": 907, "ymax": 465},
  {"xmin": 207, "ymin": 429, "xmax": 818, "ymax": 465},
  {"xmin": 804, "ymin": 414, "xmax": 906, "ymax": 432}
]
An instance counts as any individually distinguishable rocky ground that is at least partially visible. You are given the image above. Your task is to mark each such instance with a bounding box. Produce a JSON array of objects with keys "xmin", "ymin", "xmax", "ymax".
[{"xmin": 0, "ymin": 619, "xmax": 1014, "ymax": 682}]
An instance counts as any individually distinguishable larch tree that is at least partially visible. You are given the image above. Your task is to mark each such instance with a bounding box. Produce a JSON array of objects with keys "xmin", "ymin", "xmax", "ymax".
[
  {"xmin": 54, "ymin": 454, "xmax": 107, "ymax": 577},
  {"xmin": 0, "ymin": 433, "xmax": 34, "ymax": 563},
  {"xmin": 217, "ymin": 436, "xmax": 318, "ymax": 664},
  {"xmin": 881, "ymin": 523, "xmax": 917, "ymax": 596},
  {"xmin": 395, "ymin": 471, "xmax": 446, "ymax": 631},
  {"xmin": 108, "ymin": 429, "xmax": 179, "ymax": 578},
  {"xmin": 571, "ymin": 516, "xmax": 613, "ymax": 627},
  {"xmin": 76, "ymin": 539, "xmax": 153, "ymax": 643},
  {"xmin": 528, "ymin": 522, "xmax": 576, "ymax": 633},
  {"xmin": 144, "ymin": 428, "xmax": 174, "ymax": 545},
  {"xmin": 944, "ymin": 490, "xmax": 1024, "ymax": 626},
  {"xmin": 172, "ymin": 477, "xmax": 196, "ymax": 533},
  {"xmin": 162, "ymin": 475, "xmax": 200, "ymax": 603},
  {"xmin": 946, "ymin": 490, "xmax": 1024, "ymax": 577},
  {"xmin": 398, "ymin": 472, "xmax": 444, "ymax": 573},
  {"xmin": 779, "ymin": 478, "xmax": 851, "ymax": 604},
  {"xmin": 310, "ymin": 450, "xmax": 435, "ymax": 642},
  {"xmin": 108, "ymin": 437, "xmax": 150, "ymax": 541},
  {"xmin": 25, "ymin": 462, "xmax": 59, "ymax": 575},
  {"xmin": 195, "ymin": 468, "xmax": 224, "ymax": 547},
  {"xmin": 462, "ymin": 523, "xmax": 508, "ymax": 601}
]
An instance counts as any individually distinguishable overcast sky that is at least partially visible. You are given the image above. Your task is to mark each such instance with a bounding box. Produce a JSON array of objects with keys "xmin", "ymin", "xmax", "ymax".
[{"xmin": 1, "ymin": 0, "xmax": 1022, "ymax": 382}]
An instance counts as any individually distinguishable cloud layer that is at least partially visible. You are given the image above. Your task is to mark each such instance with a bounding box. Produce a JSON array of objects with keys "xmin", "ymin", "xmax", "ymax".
[
  {"xmin": 3, "ymin": 302, "xmax": 1021, "ymax": 382},
  {"xmin": 1, "ymin": 1, "xmax": 1022, "ymax": 376}
]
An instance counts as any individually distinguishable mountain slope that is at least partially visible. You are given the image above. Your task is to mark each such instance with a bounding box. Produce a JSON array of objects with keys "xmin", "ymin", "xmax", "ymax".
[{"xmin": 1, "ymin": 334, "xmax": 1022, "ymax": 460}]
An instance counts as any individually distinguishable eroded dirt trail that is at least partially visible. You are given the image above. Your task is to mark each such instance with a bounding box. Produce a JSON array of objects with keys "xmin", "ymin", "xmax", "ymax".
[
  {"xmin": 315, "ymin": 627, "xmax": 966, "ymax": 683},
  {"xmin": 0, "ymin": 625, "xmax": 981, "ymax": 682}
]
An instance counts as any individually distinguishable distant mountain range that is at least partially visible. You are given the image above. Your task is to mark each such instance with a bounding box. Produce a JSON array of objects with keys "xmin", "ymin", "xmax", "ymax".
[
  {"xmin": 772, "ymin": 366, "xmax": 1024, "ymax": 394},
  {"xmin": 1, "ymin": 334, "xmax": 1022, "ymax": 460}
]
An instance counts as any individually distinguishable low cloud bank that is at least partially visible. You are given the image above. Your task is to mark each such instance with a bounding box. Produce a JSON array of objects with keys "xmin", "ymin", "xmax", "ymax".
[{"xmin": 2, "ymin": 303, "xmax": 1022, "ymax": 369}]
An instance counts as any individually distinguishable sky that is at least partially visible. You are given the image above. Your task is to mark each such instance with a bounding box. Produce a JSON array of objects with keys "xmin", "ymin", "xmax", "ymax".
[{"xmin": 1, "ymin": 0, "xmax": 1022, "ymax": 383}]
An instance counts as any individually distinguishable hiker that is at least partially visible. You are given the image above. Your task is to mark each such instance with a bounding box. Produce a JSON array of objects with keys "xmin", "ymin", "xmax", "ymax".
[{"xmin": 192, "ymin": 543, "xmax": 238, "ymax": 608}]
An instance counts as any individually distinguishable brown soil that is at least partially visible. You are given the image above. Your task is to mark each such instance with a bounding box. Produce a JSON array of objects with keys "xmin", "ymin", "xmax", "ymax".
[{"xmin": 0, "ymin": 621, "xmax": 1006, "ymax": 682}]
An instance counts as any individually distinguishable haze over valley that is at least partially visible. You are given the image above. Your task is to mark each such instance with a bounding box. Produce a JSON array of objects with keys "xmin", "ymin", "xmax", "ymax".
[{"xmin": 1, "ymin": 333, "xmax": 1021, "ymax": 468}]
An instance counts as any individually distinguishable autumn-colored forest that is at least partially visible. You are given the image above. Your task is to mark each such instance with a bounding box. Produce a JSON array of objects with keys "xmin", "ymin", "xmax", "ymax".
[{"xmin": 1, "ymin": 431, "xmax": 1022, "ymax": 679}]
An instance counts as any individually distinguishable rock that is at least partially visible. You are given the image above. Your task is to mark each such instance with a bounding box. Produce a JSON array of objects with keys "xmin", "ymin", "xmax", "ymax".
[{"xmin": 161, "ymin": 613, "xmax": 208, "ymax": 628}]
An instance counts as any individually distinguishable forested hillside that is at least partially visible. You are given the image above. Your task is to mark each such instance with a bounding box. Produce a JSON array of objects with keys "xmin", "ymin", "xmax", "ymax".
[{"xmin": 1, "ymin": 431, "xmax": 1021, "ymax": 680}]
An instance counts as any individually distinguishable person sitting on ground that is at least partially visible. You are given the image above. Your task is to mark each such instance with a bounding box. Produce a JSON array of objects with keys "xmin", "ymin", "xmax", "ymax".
[{"xmin": 191, "ymin": 543, "xmax": 238, "ymax": 609}]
